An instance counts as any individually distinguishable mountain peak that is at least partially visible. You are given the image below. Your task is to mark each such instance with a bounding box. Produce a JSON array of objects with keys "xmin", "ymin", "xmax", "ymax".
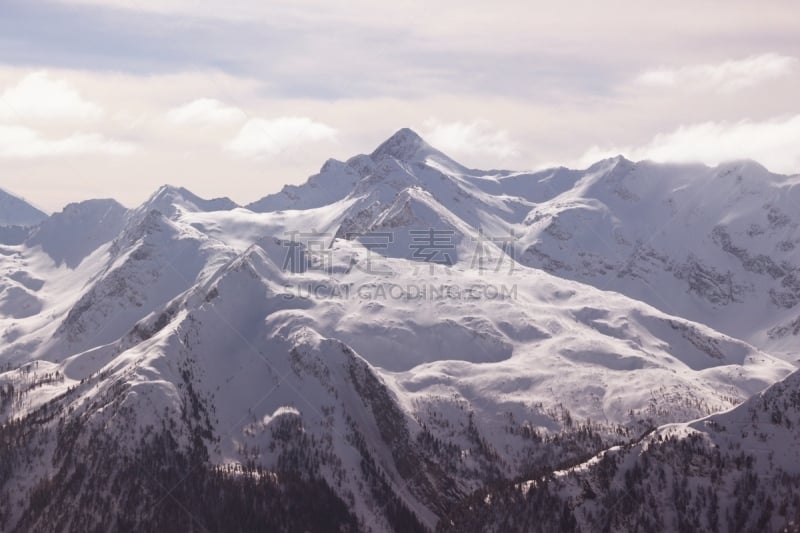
[
  {"xmin": 26, "ymin": 198, "xmax": 128, "ymax": 268},
  {"xmin": 371, "ymin": 128, "xmax": 431, "ymax": 161},
  {"xmin": 585, "ymin": 154, "xmax": 632, "ymax": 172},
  {"xmin": 142, "ymin": 184, "xmax": 238, "ymax": 217}
]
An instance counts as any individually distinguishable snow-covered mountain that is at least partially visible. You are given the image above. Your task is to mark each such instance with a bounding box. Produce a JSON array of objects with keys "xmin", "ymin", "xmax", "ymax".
[
  {"xmin": 514, "ymin": 157, "xmax": 800, "ymax": 364},
  {"xmin": 0, "ymin": 129, "xmax": 798, "ymax": 531},
  {"xmin": 246, "ymin": 131, "xmax": 800, "ymax": 366}
]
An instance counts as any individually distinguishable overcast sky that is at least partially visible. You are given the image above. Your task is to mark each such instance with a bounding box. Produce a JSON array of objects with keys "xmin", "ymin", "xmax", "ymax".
[{"xmin": 1, "ymin": 0, "xmax": 799, "ymax": 212}]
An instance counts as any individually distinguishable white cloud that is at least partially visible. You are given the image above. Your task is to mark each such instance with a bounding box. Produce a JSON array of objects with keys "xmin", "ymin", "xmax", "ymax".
[
  {"xmin": 0, "ymin": 71, "xmax": 103, "ymax": 121},
  {"xmin": 166, "ymin": 98, "xmax": 246, "ymax": 125},
  {"xmin": 226, "ymin": 117, "xmax": 337, "ymax": 158},
  {"xmin": 635, "ymin": 53, "xmax": 797, "ymax": 93},
  {"xmin": 576, "ymin": 114, "xmax": 800, "ymax": 174},
  {"xmin": 0, "ymin": 125, "xmax": 136, "ymax": 158},
  {"xmin": 422, "ymin": 119, "xmax": 519, "ymax": 160}
]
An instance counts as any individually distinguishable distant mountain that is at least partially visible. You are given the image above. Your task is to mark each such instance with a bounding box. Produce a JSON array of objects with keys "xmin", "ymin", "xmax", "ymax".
[
  {"xmin": 26, "ymin": 198, "xmax": 128, "ymax": 268},
  {"xmin": 0, "ymin": 186, "xmax": 47, "ymax": 227},
  {"xmin": 145, "ymin": 184, "xmax": 238, "ymax": 218},
  {"xmin": 0, "ymin": 129, "xmax": 798, "ymax": 531}
]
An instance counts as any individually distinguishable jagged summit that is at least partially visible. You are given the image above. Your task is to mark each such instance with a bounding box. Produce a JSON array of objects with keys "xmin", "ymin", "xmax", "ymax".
[
  {"xmin": 247, "ymin": 128, "xmax": 470, "ymax": 213},
  {"xmin": 583, "ymin": 154, "xmax": 632, "ymax": 172},
  {"xmin": 370, "ymin": 127, "xmax": 437, "ymax": 162},
  {"xmin": 142, "ymin": 184, "xmax": 238, "ymax": 217}
]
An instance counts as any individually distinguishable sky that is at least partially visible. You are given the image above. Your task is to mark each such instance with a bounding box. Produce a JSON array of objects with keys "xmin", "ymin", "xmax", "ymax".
[{"xmin": 0, "ymin": 0, "xmax": 799, "ymax": 212}]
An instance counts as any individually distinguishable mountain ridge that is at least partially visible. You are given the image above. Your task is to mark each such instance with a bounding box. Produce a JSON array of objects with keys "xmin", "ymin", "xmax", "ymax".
[{"xmin": 0, "ymin": 186, "xmax": 48, "ymax": 228}]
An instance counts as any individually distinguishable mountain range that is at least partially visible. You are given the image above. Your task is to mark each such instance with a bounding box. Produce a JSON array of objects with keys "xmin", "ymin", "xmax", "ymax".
[{"xmin": 0, "ymin": 128, "xmax": 798, "ymax": 532}]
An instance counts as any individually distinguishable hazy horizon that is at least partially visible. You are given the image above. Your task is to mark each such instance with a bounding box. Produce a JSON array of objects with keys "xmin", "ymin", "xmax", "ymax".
[
  {"xmin": 2, "ymin": 127, "xmax": 796, "ymax": 215},
  {"xmin": 1, "ymin": 0, "xmax": 799, "ymax": 212}
]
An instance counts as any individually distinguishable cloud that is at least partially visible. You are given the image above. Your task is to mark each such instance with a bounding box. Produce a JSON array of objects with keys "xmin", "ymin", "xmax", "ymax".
[
  {"xmin": 576, "ymin": 114, "xmax": 800, "ymax": 174},
  {"xmin": 0, "ymin": 71, "xmax": 103, "ymax": 120},
  {"xmin": 635, "ymin": 53, "xmax": 798, "ymax": 93},
  {"xmin": 226, "ymin": 116, "xmax": 337, "ymax": 158},
  {"xmin": 422, "ymin": 119, "xmax": 519, "ymax": 160},
  {"xmin": 166, "ymin": 98, "xmax": 246, "ymax": 125},
  {"xmin": 0, "ymin": 125, "xmax": 135, "ymax": 158},
  {"xmin": 17, "ymin": 1, "xmax": 800, "ymax": 104}
]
